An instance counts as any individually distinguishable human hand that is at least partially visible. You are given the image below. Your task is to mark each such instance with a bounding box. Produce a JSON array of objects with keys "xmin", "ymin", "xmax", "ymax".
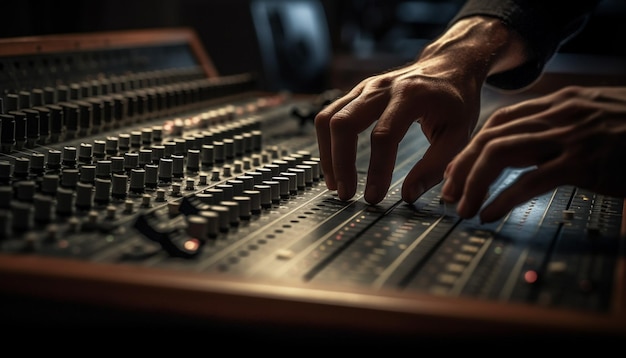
[
  {"xmin": 314, "ymin": 17, "xmax": 527, "ymax": 205},
  {"xmin": 441, "ymin": 85, "xmax": 626, "ymax": 223},
  {"xmin": 314, "ymin": 60, "xmax": 482, "ymax": 205}
]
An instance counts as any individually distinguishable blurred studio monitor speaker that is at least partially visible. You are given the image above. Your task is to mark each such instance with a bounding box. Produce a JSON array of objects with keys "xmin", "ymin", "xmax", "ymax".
[{"xmin": 250, "ymin": 0, "xmax": 331, "ymax": 93}]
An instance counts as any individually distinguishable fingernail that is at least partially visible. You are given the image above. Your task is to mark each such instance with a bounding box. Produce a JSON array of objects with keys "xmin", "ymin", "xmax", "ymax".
[
  {"xmin": 456, "ymin": 198, "xmax": 470, "ymax": 219},
  {"xmin": 406, "ymin": 183, "xmax": 425, "ymax": 203},
  {"xmin": 325, "ymin": 178, "xmax": 337, "ymax": 191},
  {"xmin": 337, "ymin": 181, "xmax": 350, "ymax": 201},
  {"xmin": 441, "ymin": 177, "xmax": 454, "ymax": 201}
]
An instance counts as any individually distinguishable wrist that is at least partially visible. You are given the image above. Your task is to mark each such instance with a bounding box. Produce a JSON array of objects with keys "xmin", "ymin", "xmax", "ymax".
[{"xmin": 420, "ymin": 16, "xmax": 529, "ymax": 84}]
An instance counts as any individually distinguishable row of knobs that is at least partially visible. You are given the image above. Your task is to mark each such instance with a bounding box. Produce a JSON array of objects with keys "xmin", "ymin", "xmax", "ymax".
[
  {"xmin": 0, "ymin": 67, "xmax": 251, "ymax": 153},
  {"xmin": 1, "ymin": 112, "xmax": 262, "ymax": 182},
  {"xmin": 0, "ymin": 146, "xmax": 320, "ymax": 241},
  {"xmin": 0, "ymin": 107, "xmax": 318, "ymax": 238},
  {"xmin": 135, "ymin": 151, "xmax": 322, "ymax": 257}
]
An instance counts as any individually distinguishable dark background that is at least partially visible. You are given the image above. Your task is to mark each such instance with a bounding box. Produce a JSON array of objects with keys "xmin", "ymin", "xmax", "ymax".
[{"xmin": 3, "ymin": 0, "xmax": 626, "ymax": 92}]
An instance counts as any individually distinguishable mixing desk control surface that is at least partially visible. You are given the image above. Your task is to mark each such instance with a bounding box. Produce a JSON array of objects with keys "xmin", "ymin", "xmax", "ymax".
[{"xmin": 0, "ymin": 28, "xmax": 624, "ymax": 342}]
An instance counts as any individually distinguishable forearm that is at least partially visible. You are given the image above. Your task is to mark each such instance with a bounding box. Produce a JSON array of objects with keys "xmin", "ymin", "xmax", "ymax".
[{"xmin": 448, "ymin": 0, "xmax": 600, "ymax": 90}]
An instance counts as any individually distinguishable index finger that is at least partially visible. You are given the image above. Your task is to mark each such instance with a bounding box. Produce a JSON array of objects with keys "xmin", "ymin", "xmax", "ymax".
[{"xmin": 315, "ymin": 91, "xmax": 359, "ymax": 191}]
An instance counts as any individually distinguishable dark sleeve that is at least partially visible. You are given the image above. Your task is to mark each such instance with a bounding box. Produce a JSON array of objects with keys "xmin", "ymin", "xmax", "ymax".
[{"xmin": 449, "ymin": 0, "xmax": 601, "ymax": 90}]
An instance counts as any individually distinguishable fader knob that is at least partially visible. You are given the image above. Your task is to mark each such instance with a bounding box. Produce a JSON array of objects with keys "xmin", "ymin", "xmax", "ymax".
[
  {"xmin": 209, "ymin": 205, "xmax": 230, "ymax": 232},
  {"xmin": 43, "ymin": 87, "xmax": 56, "ymax": 105},
  {"xmin": 13, "ymin": 157, "xmax": 30, "ymax": 178},
  {"xmin": 219, "ymin": 200, "xmax": 240, "ymax": 226},
  {"xmin": 105, "ymin": 137, "xmax": 118, "ymax": 155},
  {"xmin": 93, "ymin": 140, "xmax": 106, "ymax": 159},
  {"xmin": 129, "ymin": 168, "xmax": 146, "ymax": 194},
  {"xmin": 94, "ymin": 178, "xmax": 111, "ymax": 205},
  {"xmin": 80, "ymin": 165, "xmax": 96, "ymax": 184},
  {"xmin": 96, "ymin": 160, "xmax": 112, "ymax": 179},
  {"xmin": 62, "ymin": 146, "xmax": 77, "ymax": 168},
  {"xmin": 12, "ymin": 111, "xmax": 27, "ymax": 150},
  {"xmin": 33, "ymin": 194, "xmax": 54, "ymax": 224},
  {"xmin": 204, "ymin": 188, "xmax": 223, "ymax": 203},
  {"xmin": 15, "ymin": 181, "xmax": 36, "ymax": 202},
  {"xmin": 243, "ymin": 189, "xmax": 261, "ymax": 215},
  {"xmin": 48, "ymin": 105, "xmax": 63, "ymax": 142},
  {"xmin": 111, "ymin": 174, "xmax": 128, "ymax": 199},
  {"xmin": 56, "ymin": 188, "xmax": 75, "ymax": 216},
  {"xmin": 0, "ymin": 209, "xmax": 10, "ymax": 239},
  {"xmin": 171, "ymin": 154, "xmax": 184, "ymax": 178},
  {"xmin": 238, "ymin": 175, "xmax": 254, "ymax": 190},
  {"xmin": 186, "ymin": 215, "xmax": 208, "ymax": 240},
  {"xmin": 41, "ymin": 174, "xmax": 60, "ymax": 196},
  {"xmin": 11, "ymin": 201, "xmax": 33, "ymax": 232},
  {"xmin": 33, "ymin": 106, "xmax": 51, "ymax": 144},
  {"xmin": 75, "ymin": 182, "xmax": 94, "ymax": 211},
  {"xmin": 141, "ymin": 127, "xmax": 153, "ymax": 145},
  {"xmin": 303, "ymin": 160, "xmax": 321, "ymax": 181},
  {"xmin": 198, "ymin": 210, "xmax": 219, "ymax": 238},
  {"xmin": 79, "ymin": 143, "xmax": 93, "ymax": 164},
  {"xmin": 0, "ymin": 186, "xmax": 12, "ymax": 209},
  {"xmin": 24, "ymin": 109, "xmax": 40, "ymax": 147},
  {"xmin": 254, "ymin": 184, "xmax": 272, "ymax": 209},
  {"xmin": 151, "ymin": 145, "xmax": 165, "ymax": 164},
  {"xmin": 0, "ymin": 161, "xmax": 12, "ymax": 183},
  {"xmin": 30, "ymin": 152, "xmax": 45, "ymax": 174},
  {"xmin": 280, "ymin": 172, "xmax": 298, "ymax": 195},
  {"xmin": 110, "ymin": 156, "xmax": 124, "ymax": 174},
  {"xmin": 296, "ymin": 164, "xmax": 313, "ymax": 187},
  {"xmin": 273, "ymin": 176, "xmax": 290, "ymax": 199},
  {"xmin": 144, "ymin": 164, "xmax": 158, "ymax": 189},
  {"xmin": 46, "ymin": 149, "xmax": 62, "ymax": 171},
  {"xmin": 124, "ymin": 152, "xmax": 139, "ymax": 172},
  {"xmin": 288, "ymin": 168, "xmax": 306, "ymax": 191},
  {"xmin": 0, "ymin": 114, "xmax": 16, "ymax": 153},
  {"xmin": 31, "ymin": 89, "xmax": 44, "ymax": 106},
  {"xmin": 201, "ymin": 144, "xmax": 214, "ymax": 167},
  {"xmin": 232, "ymin": 196, "xmax": 252, "ymax": 220},
  {"xmin": 138, "ymin": 149, "xmax": 152, "ymax": 167},
  {"xmin": 216, "ymin": 184, "xmax": 234, "ymax": 201},
  {"xmin": 60, "ymin": 102, "xmax": 79, "ymax": 137},
  {"xmin": 227, "ymin": 179, "xmax": 244, "ymax": 196},
  {"xmin": 262, "ymin": 180, "xmax": 280, "ymax": 204},
  {"xmin": 186, "ymin": 149, "xmax": 200, "ymax": 173},
  {"xmin": 158, "ymin": 158, "xmax": 173, "ymax": 183},
  {"xmin": 118, "ymin": 133, "xmax": 130, "ymax": 151},
  {"xmin": 61, "ymin": 168, "xmax": 79, "ymax": 188}
]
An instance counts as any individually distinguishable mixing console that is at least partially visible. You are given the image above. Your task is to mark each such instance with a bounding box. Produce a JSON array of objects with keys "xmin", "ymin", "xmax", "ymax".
[{"xmin": 0, "ymin": 28, "xmax": 624, "ymax": 341}]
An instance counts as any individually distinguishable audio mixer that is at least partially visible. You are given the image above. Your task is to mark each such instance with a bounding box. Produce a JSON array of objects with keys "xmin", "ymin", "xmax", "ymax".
[{"xmin": 0, "ymin": 28, "xmax": 625, "ymax": 342}]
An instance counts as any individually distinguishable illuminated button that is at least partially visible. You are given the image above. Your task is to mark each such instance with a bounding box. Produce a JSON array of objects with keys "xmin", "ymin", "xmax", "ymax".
[
  {"xmin": 453, "ymin": 253, "xmax": 472, "ymax": 263},
  {"xmin": 524, "ymin": 270, "xmax": 539, "ymax": 284},
  {"xmin": 437, "ymin": 273, "xmax": 457, "ymax": 285},
  {"xmin": 446, "ymin": 263, "xmax": 465, "ymax": 273},
  {"xmin": 547, "ymin": 261, "xmax": 567, "ymax": 273},
  {"xmin": 276, "ymin": 249, "xmax": 295, "ymax": 260},
  {"xmin": 562, "ymin": 209, "xmax": 575, "ymax": 220},
  {"xmin": 468, "ymin": 236, "xmax": 486, "ymax": 244},
  {"xmin": 461, "ymin": 244, "xmax": 479, "ymax": 253}
]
